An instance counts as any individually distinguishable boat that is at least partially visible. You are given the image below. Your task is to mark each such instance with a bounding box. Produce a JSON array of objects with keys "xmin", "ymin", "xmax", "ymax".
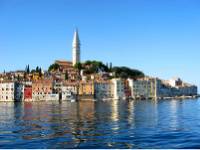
[
  {"xmin": 65, "ymin": 91, "xmax": 76, "ymax": 102},
  {"xmin": 67, "ymin": 94, "xmax": 76, "ymax": 102},
  {"xmin": 70, "ymin": 98, "xmax": 76, "ymax": 102}
]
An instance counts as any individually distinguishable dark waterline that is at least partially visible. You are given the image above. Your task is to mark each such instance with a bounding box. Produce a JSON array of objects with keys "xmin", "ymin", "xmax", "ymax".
[{"xmin": 0, "ymin": 99, "xmax": 200, "ymax": 149}]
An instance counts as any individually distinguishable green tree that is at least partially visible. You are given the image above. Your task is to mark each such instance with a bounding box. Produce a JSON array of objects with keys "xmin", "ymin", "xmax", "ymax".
[
  {"xmin": 82, "ymin": 60, "xmax": 109, "ymax": 74},
  {"xmin": 36, "ymin": 66, "xmax": 39, "ymax": 73},
  {"xmin": 31, "ymin": 69, "xmax": 36, "ymax": 73},
  {"xmin": 39, "ymin": 67, "xmax": 42, "ymax": 77},
  {"xmin": 27, "ymin": 64, "xmax": 30, "ymax": 74},
  {"xmin": 17, "ymin": 75, "xmax": 20, "ymax": 81},
  {"xmin": 23, "ymin": 72, "xmax": 27, "ymax": 80},
  {"xmin": 48, "ymin": 63, "xmax": 60, "ymax": 72},
  {"xmin": 85, "ymin": 60, "xmax": 92, "ymax": 65},
  {"xmin": 109, "ymin": 62, "xmax": 112, "ymax": 71},
  {"xmin": 112, "ymin": 66, "xmax": 144, "ymax": 79},
  {"xmin": 65, "ymin": 71, "xmax": 68, "ymax": 80},
  {"xmin": 74, "ymin": 62, "xmax": 82, "ymax": 72}
]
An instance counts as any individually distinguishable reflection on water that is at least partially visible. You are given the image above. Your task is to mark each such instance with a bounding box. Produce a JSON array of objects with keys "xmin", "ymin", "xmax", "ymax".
[
  {"xmin": 169, "ymin": 100, "xmax": 179, "ymax": 130},
  {"xmin": 110, "ymin": 100, "xmax": 119, "ymax": 132},
  {"xmin": 0, "ymin": 99, "xmax": 200, "ymax": 148},
  {"xmin": 127, "ymin": 100, "xmax": 134, "ymax": 125}
]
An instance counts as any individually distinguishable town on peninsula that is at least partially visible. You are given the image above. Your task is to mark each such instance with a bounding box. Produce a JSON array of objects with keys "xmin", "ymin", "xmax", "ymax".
[{"xmin": 0, "ymin": 29, "xmax": 198, "ymax": 102}]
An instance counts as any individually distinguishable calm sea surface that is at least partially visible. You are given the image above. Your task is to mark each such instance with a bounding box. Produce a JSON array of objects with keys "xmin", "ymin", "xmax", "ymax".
[{"xmin": 0, "ymin": 99, "xmax": 200, "ymax": 149}]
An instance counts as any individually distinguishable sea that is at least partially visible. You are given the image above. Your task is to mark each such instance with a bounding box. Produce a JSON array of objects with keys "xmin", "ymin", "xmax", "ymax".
[{"xmin": 0, "ymin": 99, "xmax": 200, "ymax": 149}]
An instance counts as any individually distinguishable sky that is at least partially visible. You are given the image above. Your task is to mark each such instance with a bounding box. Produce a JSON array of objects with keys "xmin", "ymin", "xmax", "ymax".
[{"xmin": 0, "ymin": 0, "xmax": 200, "ymax": 87}]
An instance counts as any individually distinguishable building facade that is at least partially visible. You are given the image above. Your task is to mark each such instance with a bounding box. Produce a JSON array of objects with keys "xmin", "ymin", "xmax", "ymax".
[
  {"xmin": 127, "ymin": 77, "xmax": 198, "ymax": 99},
  {"xmin": 111, "ymin": 78, "xmax": 125, "ymax": 100},
  {"xmin": 61, "ymin": 82, "xmax": 78, "ymax": 100},
  {"xmin": 32, "ymin": 79, "xmax": 59, "ymax": 101},
  {"xmin": 0, "ymin": 81, "xmax": 23, "ymax": 101},
  {"xmin": 78, "ymin": 81, "xmax": 95, "ymax": 99},
  {"xmin": 128, "ymin": 77, "xmax": 157, "ymax": 99},
  {"xmin": 94, "ymin": 81, "xmax": 114, "ymax": 100},
  {"xmin": 24, "ymin": 86, "xmax": 32, "ymax": 100}
]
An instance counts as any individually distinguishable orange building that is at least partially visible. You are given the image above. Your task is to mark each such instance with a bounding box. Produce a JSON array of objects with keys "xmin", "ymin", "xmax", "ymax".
[
  {"xmin": 32, "ymin": 79, "xmax": 54, "ymax": 100},
  {"xmin": 78, "ymin": 81, "xmax": 95, "ymax": 98}
]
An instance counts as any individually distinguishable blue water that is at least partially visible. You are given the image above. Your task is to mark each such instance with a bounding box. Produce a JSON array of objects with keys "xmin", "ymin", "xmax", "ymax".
[{"xmin": 0, "ymin": 99, "xmax": 200, "ymax": 149}]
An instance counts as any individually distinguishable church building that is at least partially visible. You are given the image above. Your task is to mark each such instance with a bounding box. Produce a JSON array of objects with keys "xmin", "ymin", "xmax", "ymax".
[{"xmin": 52, "ymin": 29, "xmax": 81, "ymax": 81}]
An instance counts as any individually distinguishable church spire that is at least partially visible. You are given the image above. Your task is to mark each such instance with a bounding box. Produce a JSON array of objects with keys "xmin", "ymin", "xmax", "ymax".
[
  {"xmin": 73, "ymin": 28, "xmax": 80, "ymax": 47},
  {"xmin": 72, "ymin": 28, "xmax": 81, "ymax": 66}
]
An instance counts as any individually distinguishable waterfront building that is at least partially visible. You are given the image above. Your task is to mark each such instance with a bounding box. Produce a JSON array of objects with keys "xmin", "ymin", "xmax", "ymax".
[
  {"xmin": 124, "ymin": 80, "xmax": 132, "ymax": 99},
  {"xmin": 156, "ymin": 79, "xmax": 172, "ymax": 98},
  {"xmin": 128, "ymin": 77, "xmax": 157, "ymax": 99},
  {"xmin": 111, "ymin": 78, "xmax": 125, "ymax": 100},
  {"xmin": 78, "ymin": 81, "xmax": 95, "ymax": 99},
  {"xmin": 165, "ymin": 78, "xmax": 198, "ymax": 96},
  {"xmin": 61, "ymin": 81, "xmax": 78, "ymax": 100},
  {"xmin": 53, "ymin": 80, "xmax": 62, "ymax": 94},
  {"xmin": 178, "ymin": 84, "xmax": 197, "ymax": 96},
  {"xmin": 127, "ymin": 76, "xmax": 198, "ymax": 100},
  {"xmin": 156, "ymin": 77, "xmax": 198, "ymax": 98},
  {"xmin": 24, "ymin": 86, "xmax": 32, "ymax": 100},
  {"xmin": 23, "ymin": 82, "xmax": 33, "ymax": 101},
  {"xmin": 72, "ymin": 29, "xmax": 81, "ymax": 66},
  {"xmin": 94, "ymin": 80, "xmax": 114, "ymax": 100},
  {"xmin": 32, "ymin": 79, "xmax": 59, "ymax": 101},
  {"xmin": 0, "ymin": 81, "xmax": 23, "ymax": 101}
]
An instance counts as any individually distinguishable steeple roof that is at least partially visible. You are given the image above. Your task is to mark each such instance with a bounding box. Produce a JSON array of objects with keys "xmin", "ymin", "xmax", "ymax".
[{"xmin": 72, "ymin": 28, "xmax": 80, "ymax": 47}]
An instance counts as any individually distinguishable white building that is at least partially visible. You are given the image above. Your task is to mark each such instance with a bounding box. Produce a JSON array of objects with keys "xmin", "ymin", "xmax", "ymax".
[
  {"xmin": 168, "ymin": 77, "xmax": 183, "ymax": 87},
  {"xmin": 111, "ymin": 78, "xmax": 125, "ymax": 100},
  {"xmin": 157, "ymin": 77, "xmax": 198, "ymax": 98},
  {"xmin": 32, "ymin": 92, "xmax": 59, "ymax": 101},
  {"xmin": 163, "ymin": 78, "xmax": 197, "ymax": 96},
  {"xmin": 94, "ymin": 81, "xmax": 114, "ymax": 100},
  {"xmin": 128, "ymin": 77, "xmax": 157, "ymax": 99},
  {"xmin": 0, "ymin": 81, "xmax": 23, "ymax": 101},
  {"xmin": 61, "ymin": 82, "xmax": 77, "ymax": 101},
  {"xmin": 128, "ymin": 76, "xmax": 198, "ymax": 99},
  {"xmin": 178, "ymin": 83, "xmax": 197, "ymax": 96},
  {"xmin": 72, "ymin": 28, "xmax": 81, "ymax": 66}
]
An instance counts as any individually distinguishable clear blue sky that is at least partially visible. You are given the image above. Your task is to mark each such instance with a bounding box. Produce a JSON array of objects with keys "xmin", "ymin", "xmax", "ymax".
[{"xmin": 0, "ymin": 0, "xmax": 200, "ymax": 86}]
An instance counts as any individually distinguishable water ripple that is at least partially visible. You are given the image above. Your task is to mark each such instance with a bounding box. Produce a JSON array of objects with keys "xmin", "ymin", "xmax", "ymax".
[{"xmin": 0, "ymin": 99, "xmax": 200, "ymax": 148}]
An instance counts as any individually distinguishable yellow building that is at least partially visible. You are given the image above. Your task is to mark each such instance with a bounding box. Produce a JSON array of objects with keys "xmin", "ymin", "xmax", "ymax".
[{"xmin": 78, "ymin": 81, "xmax": 94, "ymax": 96}]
